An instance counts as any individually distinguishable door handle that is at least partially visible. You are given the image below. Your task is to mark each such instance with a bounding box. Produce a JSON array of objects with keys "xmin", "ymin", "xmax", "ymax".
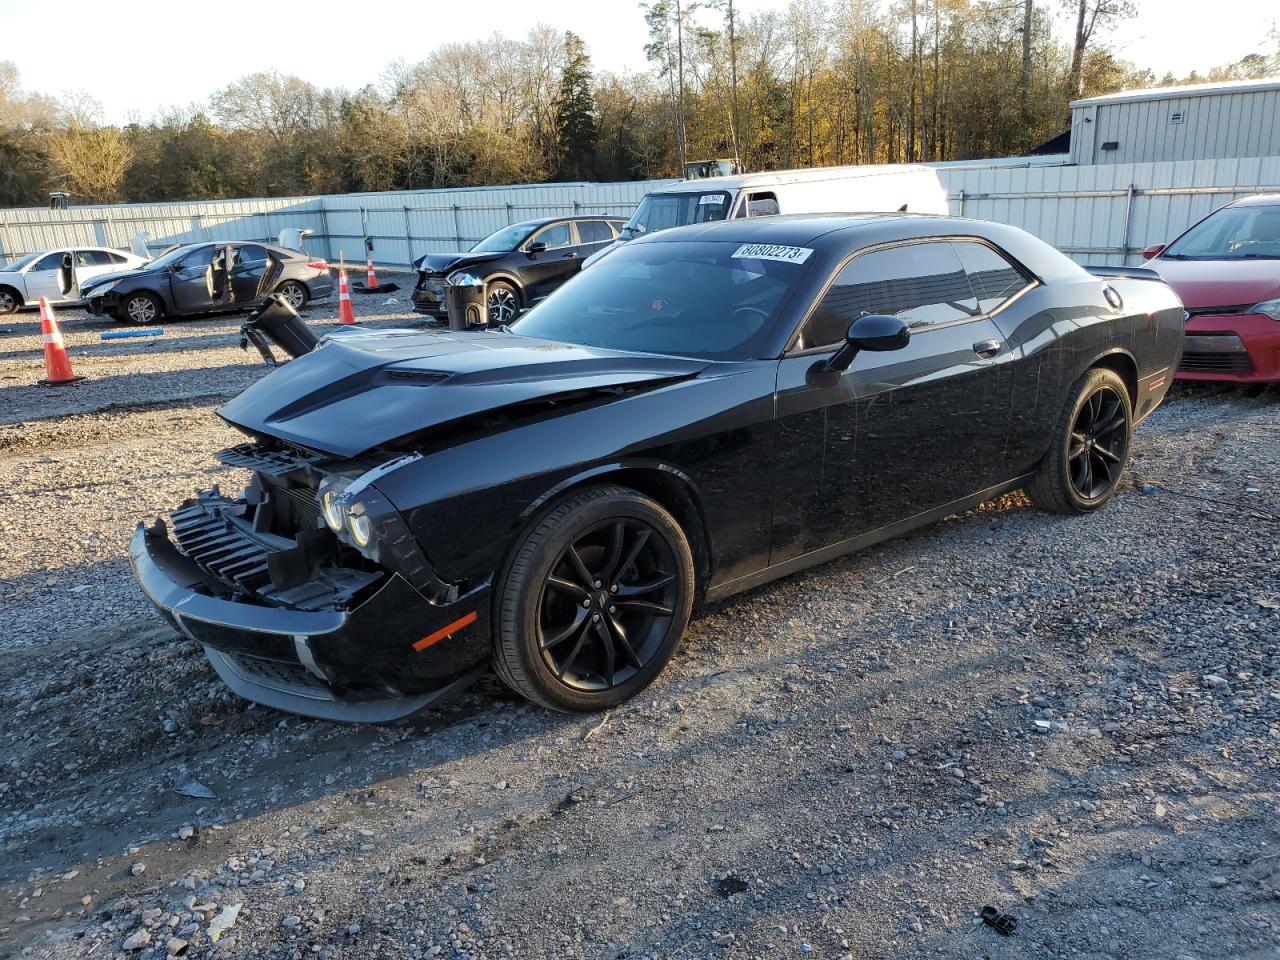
[
  {"xmin": 564, "ymin": 252, "xmax": 579, "ymax": 259},
  {"xmin": 972, "ymin": 339, "xmax": 1003, "ymax": 359}
]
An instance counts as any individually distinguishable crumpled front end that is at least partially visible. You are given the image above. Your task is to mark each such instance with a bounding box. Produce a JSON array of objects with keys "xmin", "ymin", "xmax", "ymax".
[
  {"xmin": 129, "ymin": 441, "xmax": 491, "ymax": 722},
  {"xmin": 411, "ymin": 270, "xmax": 450, "ymax": 317}
]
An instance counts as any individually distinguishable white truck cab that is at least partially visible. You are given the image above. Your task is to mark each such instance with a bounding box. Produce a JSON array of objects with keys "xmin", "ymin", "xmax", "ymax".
[{"xmin": 585, "ymin": 164, "xmax": 950, "ymax": 268}]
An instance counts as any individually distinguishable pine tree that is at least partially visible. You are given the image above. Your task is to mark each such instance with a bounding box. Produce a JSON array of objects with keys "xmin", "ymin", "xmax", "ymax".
[{"xmin": 554, "ymin": 32, "xmax": 598, "ymax": 181}]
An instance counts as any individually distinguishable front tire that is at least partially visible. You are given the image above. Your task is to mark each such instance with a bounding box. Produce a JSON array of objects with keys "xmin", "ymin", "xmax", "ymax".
[
  {"xmin": 485, "ymin": 280, "xmax": 520, "ymax": 324},
  {"xmin": 0, "ymin": 286, "xmax": 21, "ymax": 315},
  {"xmin": 120, "ymin": 292, "xmax": 163, "ymax": 325},
  {"xmin": 1027, "ymin": 366, "xmax": 1133, "ymax": 514},
  {"xmin": 494, "ymin": 485, "xmax": 695, "ymax": 712}
]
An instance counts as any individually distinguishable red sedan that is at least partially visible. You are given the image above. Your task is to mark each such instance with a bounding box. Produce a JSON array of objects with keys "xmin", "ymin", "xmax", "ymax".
[{"xmin": 1143, "ymin": 194, "xmax": 1280, "ymax": 382}]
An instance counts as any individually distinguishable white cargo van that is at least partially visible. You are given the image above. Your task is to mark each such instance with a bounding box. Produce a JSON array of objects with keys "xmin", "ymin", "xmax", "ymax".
[{"xmin": 583, "ymin": 163, "xmax": 950, "ymax": 268}]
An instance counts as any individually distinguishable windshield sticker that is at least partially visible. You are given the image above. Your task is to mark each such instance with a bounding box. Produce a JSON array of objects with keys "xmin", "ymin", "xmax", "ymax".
[
  {"xmin": 732, "ymin": 243, "xmax": 813, "ymax": 264},
  {"xmin": 699, "ymin": 194, "xmax": 726, "ymax": 205}
]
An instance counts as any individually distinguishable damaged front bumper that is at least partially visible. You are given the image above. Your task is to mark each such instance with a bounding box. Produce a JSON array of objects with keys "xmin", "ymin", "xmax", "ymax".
[{"xmin": 129, "ymin": 498, "xmax": 491, "ymax": 723}]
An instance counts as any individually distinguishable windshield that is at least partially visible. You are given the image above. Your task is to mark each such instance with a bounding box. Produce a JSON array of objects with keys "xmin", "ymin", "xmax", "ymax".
[
  {"xmin": 1164, "ymin": 205, "xmax": 1280, "ymax": 259},
  {"xmin": 147, "ymin": 245, "xmax": 202, "ymax": 269},
  {"xmin": 471, "ymin": 224, "xmax": 533, "ymax": 253},
  {"xmin": 1, "ymin": 252, "xmax": 42, "ymax": 271},
  {"xmin": 510, "ymin": 239, "xmax": 808, "ymax": 360},
  {"xmin": 621, "ymin": 191, "xmax": 733, "ymax": 239}
]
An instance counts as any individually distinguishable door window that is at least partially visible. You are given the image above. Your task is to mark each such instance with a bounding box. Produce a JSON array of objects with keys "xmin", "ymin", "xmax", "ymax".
[
  {"xmin": 576, "ymin": 220, "xmax": 614, "ymax": 244},
  {"xmin": 951, "ymin": 241, "xmax": 1031, "ymax": 313},
  {"xmin": 530, "ymin": 223, "xmax": 572, "ymax": 250},
  {"xmin": 179, "ymin": 247, "xmax": 214, "ymax": 269},
  {"xmin": 85, "ymin": 250, "xmax": 123, "ymax": 266},
  {"xmin": 74, "ymin": 251, "xmax": 96, "ymax": 267},
  {"xmin": 797, "ymin": 242, "xmax": 979, "ymax": 349},
  {"xmin": 741, "ymin": 192, "xmax": 780, "ymax": 217},
  {"xmin": 32, "ymin": 252, "xmax": 64, "ymax": 271},
  {"xmin": 236, "ymin": 244, "xmax": 270, "ymax": 265}
]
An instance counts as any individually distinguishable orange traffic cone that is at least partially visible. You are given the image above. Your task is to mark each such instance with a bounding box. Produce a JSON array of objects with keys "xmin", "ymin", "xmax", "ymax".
[
  {"xmin": 337, "ymin": 268, "xmax": 356, "ymax": 325},
  {"xmin": 364, "ymin": 252, "xmax": 379, "ymax": 291},
  {"xmin": 38, "ymin": 297, "xmax": 86, "ymax": 386}
]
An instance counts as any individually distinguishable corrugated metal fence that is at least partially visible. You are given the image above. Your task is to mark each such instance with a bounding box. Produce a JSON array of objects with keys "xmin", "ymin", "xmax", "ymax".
[
  {"xmin": 941, "ymin": 155, "xmax": 1280, "ymax": 264},
  {"xmin": 0, "ymin": 181, "xmax": 673, "ymax": 267},
  {"xmin": 1, "ymin": 157, "xmax": 1277, "ymax": 268}
]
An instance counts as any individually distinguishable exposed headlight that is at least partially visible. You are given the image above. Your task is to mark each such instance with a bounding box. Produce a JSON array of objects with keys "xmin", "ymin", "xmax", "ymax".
[
  {"xmin": 1249, "ymin": 298, "xmax": 1280, "ymax": 321},
  {"xmin": 321, "ymin": 490, "xmax": 345, "ymax": 532},
  {"xmin": 347, "ymin": 510, "xmax": 372, "ymax": 547},
  {"xmin": 446, "ymin": 271, "xmax": 483, "ymax": 286},
  {"xmin": 88, "ymin": 280, "xmax": 118, "ymax": 296},
  {"xmin": 317, "ymin": 478, "xmax": 351, "ymax": 532}
]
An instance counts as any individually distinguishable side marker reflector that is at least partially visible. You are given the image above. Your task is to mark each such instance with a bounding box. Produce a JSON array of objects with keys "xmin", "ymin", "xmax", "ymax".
[{"xmin": 412, "ymin": 611, "xmax": 477, "ymax": 651}]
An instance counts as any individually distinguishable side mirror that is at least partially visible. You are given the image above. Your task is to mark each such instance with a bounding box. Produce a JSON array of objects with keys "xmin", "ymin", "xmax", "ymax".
[
  {"xmin": 807, "ymin": 314, "xmax": 910, "ymax": 387},
  {"xmin": 1141, "ymin": 243, "xmax": 1167, "ymax": 260},
  {"xmin": 526, "ymin": 242, "xmax": 547, "ymax": 258}
]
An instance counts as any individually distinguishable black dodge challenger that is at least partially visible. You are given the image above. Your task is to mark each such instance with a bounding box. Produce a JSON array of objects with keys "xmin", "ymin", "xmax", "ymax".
[{"xmin": 130, "ymin": 214, "xmax": 1184, "ymax": 721}]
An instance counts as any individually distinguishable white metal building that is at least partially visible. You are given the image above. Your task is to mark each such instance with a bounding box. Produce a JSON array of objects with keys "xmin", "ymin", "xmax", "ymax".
[{"xmin": 1069, "ymin": 78, "xmax": 1280, "ymax": 166}]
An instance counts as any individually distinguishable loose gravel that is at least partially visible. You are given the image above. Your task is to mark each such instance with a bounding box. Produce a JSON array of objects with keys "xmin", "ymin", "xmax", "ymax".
[{"xmin": 0, "ymin": 292, "xmax": 1276, "ymax": 960}]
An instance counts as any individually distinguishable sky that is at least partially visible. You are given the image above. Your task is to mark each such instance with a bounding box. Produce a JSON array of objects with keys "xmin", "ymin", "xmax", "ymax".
[{"xmin": 0, "ymin": 0, "xmax": 1274, "ymax": 123}]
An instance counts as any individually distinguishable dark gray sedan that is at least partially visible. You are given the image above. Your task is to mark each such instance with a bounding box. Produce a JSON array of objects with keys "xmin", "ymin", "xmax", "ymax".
[{"xmin": 81, "ymin": 241, "xmax": 334, "ymax": 323}]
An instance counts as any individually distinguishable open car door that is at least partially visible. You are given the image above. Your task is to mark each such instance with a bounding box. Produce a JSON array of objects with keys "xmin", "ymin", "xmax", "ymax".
[
  {"xmin": 207, "ymin": 245, "xmax": 234, "ymax": 305},
  {"xmin": 57, "ymin": 252, "xmax": 77, "ymax": 300},
  {"xmin": 229, "ymin": 244, "xmax": 280, "ymax": 303}
]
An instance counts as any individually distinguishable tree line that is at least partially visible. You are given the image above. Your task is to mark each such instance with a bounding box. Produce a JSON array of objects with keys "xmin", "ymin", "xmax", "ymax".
[{"xmin": 0, "ymin": 3, "xmax": 1276, "ymax": 208}]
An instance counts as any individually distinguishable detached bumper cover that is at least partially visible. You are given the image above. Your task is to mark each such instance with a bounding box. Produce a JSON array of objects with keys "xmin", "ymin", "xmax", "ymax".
[
  {"xmin": 1178, "ymin": 313, "xmax": 1280, "ymax": 382},
  {"xmin": 129, "ymin": 522, "xmax": 490, "ymax": 722}
]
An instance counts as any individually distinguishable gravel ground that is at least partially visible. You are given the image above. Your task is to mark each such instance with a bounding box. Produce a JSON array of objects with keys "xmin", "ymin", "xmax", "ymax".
[{"xmin": 0, "ymin": 293, "xmax": 1277, "ymax": 960}]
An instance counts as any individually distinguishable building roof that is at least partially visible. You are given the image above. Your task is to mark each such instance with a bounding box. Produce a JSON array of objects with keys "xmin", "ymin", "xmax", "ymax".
[{"xmin": 1071, "ymin": 77, "xmax": 1280, "ymax": 108}]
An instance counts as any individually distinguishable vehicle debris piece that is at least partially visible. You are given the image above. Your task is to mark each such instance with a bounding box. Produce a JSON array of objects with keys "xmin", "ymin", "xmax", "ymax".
[
  {"xmin": 207, "ymin": 903, "xmax": 242, "ymax": 942},
  {"xmin": 173, "ymin": 773, "xmax": 216, "ymax": 799},
  {"xmin": 980, "ymin": 905, "xmax": 1018, "ymax": 935}
]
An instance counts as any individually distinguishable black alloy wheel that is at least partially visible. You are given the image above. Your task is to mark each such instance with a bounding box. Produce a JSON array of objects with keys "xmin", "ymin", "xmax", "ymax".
[
  {"xmin": 538, "ymin": 518, "xmax": 679, "ymax": 692},
  {"xmin": 1027, "ymin": 366, "xmax": 1133, "ymax": 514},
  {"xmin": 1068, "ymin": 385, "xmax": 1128, "ymax": 500},
  {"xmin": 494, "ymin": 485, "xmax": 695, "ymax": 712},
  {"xmin": 486, "ymin": 282, "xmax": 519, "ymax": 324}
]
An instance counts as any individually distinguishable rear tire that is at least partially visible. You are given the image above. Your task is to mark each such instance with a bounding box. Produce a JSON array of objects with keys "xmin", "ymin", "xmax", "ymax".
[
  {"xmin": 494, "ymin": 485, "xmax": 695, "ymax": 712},
  {"xmin": 120, "ymin": 292, "xmax": 163, "ymax": 325},
  {"xmin": 1027, "ymin": 366, "xmax": 1133, "ymax": 514},
  {"xmin": 276, "ymin": 280, "xmax": 308, "ymax": 310},
  {"xmin": 0, "ymin": 286, "xmax": 20, "ymax": 315}
]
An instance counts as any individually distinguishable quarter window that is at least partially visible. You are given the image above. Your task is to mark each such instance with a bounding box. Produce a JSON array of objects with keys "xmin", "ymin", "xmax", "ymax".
[
  {"xmin": 951, "ymin": 241, "xmax": 1030, "ymax": 313},
  {"xmin": 531, "ymin": 223, "xmax": 572, "ymax": 250},
  {"xmin": 576, "ymin": 220, "xmax": 614, "ymax": 244},
  {"xmin": 798, "ymin": 242, "xmax": 979, "ymax": 349}
]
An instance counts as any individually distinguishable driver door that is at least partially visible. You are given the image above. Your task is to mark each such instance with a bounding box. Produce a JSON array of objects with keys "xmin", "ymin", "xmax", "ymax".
[
  {"xmin": 770, "ymin": 240, "xmax": 1016, "ymax": 561},
  {"xmin": 169, "ymin": 246, "xmax": 219, "ymax": 314},
  {"xmin": 24, "ymin": 252, "xmax": 67, "ymax": 302},
  {"xmin": 518, "ymin": 222, "xmax": 578, "ymax": 301}
]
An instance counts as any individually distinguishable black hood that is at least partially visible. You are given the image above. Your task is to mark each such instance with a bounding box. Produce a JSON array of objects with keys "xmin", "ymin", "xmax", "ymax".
[
  {"xmin": 413, "ymin": 251, "xmax": 511, "ymax": 275},
  {"xmin": 218, "ymin": 329, "xmax": 708, "ymax": 458}
]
